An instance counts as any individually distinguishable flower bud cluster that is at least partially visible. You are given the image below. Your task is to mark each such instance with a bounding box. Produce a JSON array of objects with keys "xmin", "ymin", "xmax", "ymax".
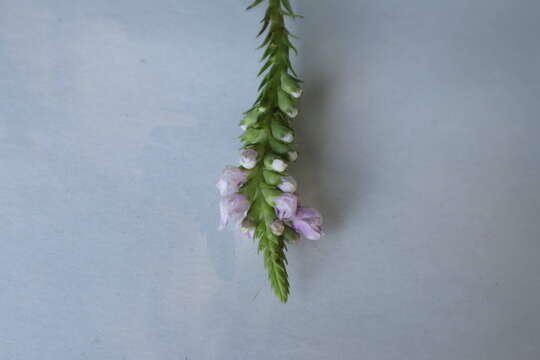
[{"xmin": 218, "ymin": 97, "xmax": 322, "ymax": 241}]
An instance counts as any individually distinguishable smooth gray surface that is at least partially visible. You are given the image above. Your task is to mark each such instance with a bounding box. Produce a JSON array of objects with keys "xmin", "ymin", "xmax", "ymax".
[{"xmin": 2, "ymin": 0, "xmax": 540, "ymax": 359}]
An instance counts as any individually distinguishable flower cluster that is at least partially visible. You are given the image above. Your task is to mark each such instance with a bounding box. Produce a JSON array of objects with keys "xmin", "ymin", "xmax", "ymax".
[
  {"xmin": 216, "ymin": 0, "xmax": 322, "ymax": 303},
  {"xmin": 217, "ymin": 161, "xmax": 322, "ymax": 241}
]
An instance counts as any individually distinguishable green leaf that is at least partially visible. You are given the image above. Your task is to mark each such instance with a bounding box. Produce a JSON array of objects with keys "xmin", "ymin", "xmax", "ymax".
[
  {"xmin": 269, "ymin": 137, "xmax": 291, "ymax": 154},
  {"xmin": 258, "ymin": 73, "xmax": 272, "ymax": 91},
  {"xmin": 280, "ymin": 9, "xmax": 302, "ymax": 19},
  {"xmin": 263, "ymin": 170, "xmax": 283, "ymax": 185},
  {"xmin": 257, "ymin": 59, "xmax": 273, "ymax": 77},
  {"xmin": 283, "ymin": 226, "xmax": 299, "ymax": 243},
  {"xmin": 246, "ymin": 0, "xmax": 265, "ymax": 10},
  {"xmin": 240, "ymin": 128, "xmax": 267, "ymax": 145},
  {"xmin": 281, "ymin": 0, "xmax": 294, "ymax": 13},
  {"xmin": 262, "ymin": 235, "xmax": 289, "ymax": 303},
  {"xmin": 257, "ymin": 32, "xmax": 273, "ymax": 49},
  {"xmin": 286, "ymin": 29, "xmax": 300, "ymax": 39},
  {"xmin": 284, "ymin": 37, "xmax": 298, "ymax": 55},
  {"xmin": 257, "ymin": 16, "xmax": 270, "ymax": 37},
  {"xmin": 287, "ymin": 59, "xmax": 298, "ymax": 77}
]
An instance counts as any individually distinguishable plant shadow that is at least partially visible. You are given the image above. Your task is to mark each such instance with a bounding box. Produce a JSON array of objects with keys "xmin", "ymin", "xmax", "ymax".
[{"xmin": 288, "ymin": 2, "xmax": 368, "ymax": 293}]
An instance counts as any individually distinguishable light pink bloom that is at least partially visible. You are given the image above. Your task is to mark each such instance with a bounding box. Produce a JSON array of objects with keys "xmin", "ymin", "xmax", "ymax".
[
  {"xmin": 216, "ymin": 166, "xmax": 248, "ymax": 196},
  {"xmin": 274, "ymin": 193, "xmax": 298, "ymax": 220},
  {"xmin": 219, "ymin": 194, "xmax": 250, "ymax": 230},
  {"xmin": 291, "ymin": 207, "xmax": 322, "ymax": 240}
]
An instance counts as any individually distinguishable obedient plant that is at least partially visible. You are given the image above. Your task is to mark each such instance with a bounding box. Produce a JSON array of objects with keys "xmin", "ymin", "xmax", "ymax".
[{"xmin": 217, "ymin": 0, "xmax": 322, "ymax": 303}]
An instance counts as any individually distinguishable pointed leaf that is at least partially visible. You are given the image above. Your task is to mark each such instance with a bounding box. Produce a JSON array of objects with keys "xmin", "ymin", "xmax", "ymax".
[{"xmin": 246, "ymin": 0, "xmax": 265, "ymax": 10}]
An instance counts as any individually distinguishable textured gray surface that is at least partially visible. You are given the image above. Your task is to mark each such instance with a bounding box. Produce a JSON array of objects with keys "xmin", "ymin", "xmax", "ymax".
[{"xmin": 1, "ymin": 0, "xmax": 540, "ymax": 359}]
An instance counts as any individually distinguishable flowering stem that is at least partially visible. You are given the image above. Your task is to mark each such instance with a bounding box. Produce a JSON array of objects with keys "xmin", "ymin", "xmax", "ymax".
[{"xmin": 240, "ymin": 0, "xmax": 302, "ymax": 302}]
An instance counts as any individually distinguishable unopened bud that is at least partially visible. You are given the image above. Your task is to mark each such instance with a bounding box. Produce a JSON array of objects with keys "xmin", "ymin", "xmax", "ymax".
[
  {"xmin": 281, "ymin": 133, "xmax": 294, "ymax": 143},
  {"xmin": 272, "ymin": 159, "xmax": 288, "ymax": 172},
  {"xmin": 271, "ymin": 120, "xmax": 294, "ymax": 143},
  {"xmin": 278, "ymin": 176, "xmax": 297, "ymax": 193},
  {"xmin": 263, "ymin": 170, "xmax": 282, "ymax": 185},
  {"xmin": 240, "ymin": 106, "xmax": 265, "ymax": 129},
  {"xmin": 269, "ymin": 220, "xmax": 285, "ymax": 236},
  {"xmin": 269, "ymin": 138, "xmax": 292, "ymax": 155},
  {"xmin": 264, "ymin": 155, "xmax": 288, "ymax": 172},
  {"xmin": 281, "ymin": 72, "xmax": 303, "ymax": 98},
  {"xmin": 277, "ymin": 90, "xmax": 298, "ymax": 118},
  {"xmin": 240, "ymin": 128, "xmax": 266, "ymax": 145},
  {"xmin": 240, "ymin": 148, "xmax": 258, "ymax": 169},
  {"xmin": 288, "ymin": 151, "xmax": 298, "ymax": 162}
]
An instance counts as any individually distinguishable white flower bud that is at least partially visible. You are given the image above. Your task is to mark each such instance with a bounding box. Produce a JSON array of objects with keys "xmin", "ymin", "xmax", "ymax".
[
  {"xmin": 280, "ymin": 133, "xmax": 294, "ymax": 143},
  {"xmin": 240, "ymin": 148, "xmax": 258, "ymax": 169},
  {"xmin": 271, "ymin": 159, "xmax": 288, "ymax": 172},
  {"xmin": 277, "ymin": 176, "xmax": 297, "ymax": 193},
  {"xmin": 270, "ymin": 120, "xmax": 294, "ymax": 143},
  {"xmin": 281, "ymin": 72, "xmax": 303, "ymax": 99},
  {"xmin": 286, "ymin": 108, "xmax": 298, "ymax": 118},
  {"xmin": 288, "ymin": 151, "xmax": 298, "ymax": 162},
  {"xmin": 269, "ymin": 220, "xmax": 285, "ymax": 236},
  {"xmin": 290, "ymin": 88, "xmax": 303, "ymax": 98},
  {"xmin": 278, "ymin": 90, "xmax": 298, "ymax": 118}
]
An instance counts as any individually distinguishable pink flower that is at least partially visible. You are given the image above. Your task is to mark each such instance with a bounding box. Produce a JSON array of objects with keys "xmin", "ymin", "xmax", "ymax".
[
  {"xmin": 219, "ymin": 194, "xmax": 250, "ymax": 229},
  {"xmin": 216, "ymin": 166, "xmax": 249, "ymax": 196},
  {"xmin": 291, "ymin": 207, "xmax": 322, "ymax": 240},
  {"xmin": 274, "ymin": 193, "xmax": 298, "ymax": 220}
]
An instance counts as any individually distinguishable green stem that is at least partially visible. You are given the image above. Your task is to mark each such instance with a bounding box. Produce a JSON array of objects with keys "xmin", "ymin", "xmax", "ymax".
[{"xmin": 243, "ymin": 0, "xmax": 297, "ymax": 303}]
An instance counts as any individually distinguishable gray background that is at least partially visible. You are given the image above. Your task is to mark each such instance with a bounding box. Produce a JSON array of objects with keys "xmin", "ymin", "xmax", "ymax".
[{"xmin": 1, "ymin": 0, "xmax": 539, "ymax": 359}]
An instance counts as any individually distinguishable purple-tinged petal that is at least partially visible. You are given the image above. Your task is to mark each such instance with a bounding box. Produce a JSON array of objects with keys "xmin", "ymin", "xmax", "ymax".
[
  {"xmin": 291, "ymin": 207, "xmax": 322, "ymax": 240},
  {"xmin": 216, "ymin": 166, "xmax": 249, "ymax": 196},
  {"xmin": 219, "ymin": 194, "xmax": 250, "ymax": 229},
  {"xmin": 274, "ymin": 193, "xmax": 298, "ymax": 220},
  {"xmin": 240, "ymin": 219, "xmax": 255, "ymax": 240}
]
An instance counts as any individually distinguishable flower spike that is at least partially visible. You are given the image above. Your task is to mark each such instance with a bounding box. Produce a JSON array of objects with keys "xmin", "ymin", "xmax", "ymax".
[{"xmin": 217, "ymin": 0, "xmax": 322, "ymax": 303}]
